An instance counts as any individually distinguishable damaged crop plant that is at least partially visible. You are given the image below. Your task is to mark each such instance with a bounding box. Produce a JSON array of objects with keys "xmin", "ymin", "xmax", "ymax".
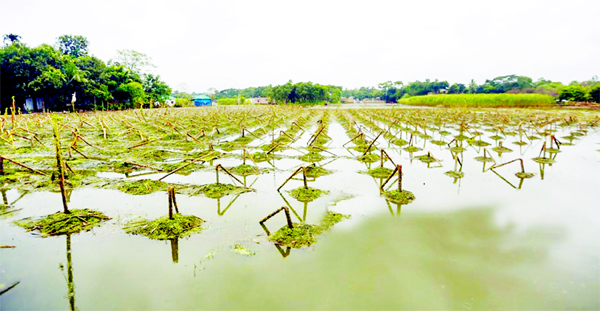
[
  {"xmin": 14, "ymin": 116, "xmax": 110, "ymax": 236},
  {"xmin": 1, "ymin": 104, "xmax": 598, "ymax": 257}
]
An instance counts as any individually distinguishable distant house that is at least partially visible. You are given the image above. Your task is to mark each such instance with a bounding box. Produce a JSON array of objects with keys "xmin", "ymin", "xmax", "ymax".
[
  {"xmin": 250, "ymin": 97, "xmax": 270, "ymax": 105},
  {"xmin": 193, "ymin": 95, "xmax": 212, "ymax": 106}
]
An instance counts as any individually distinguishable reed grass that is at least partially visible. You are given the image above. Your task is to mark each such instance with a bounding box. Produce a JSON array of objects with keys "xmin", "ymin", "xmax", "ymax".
[{"xmin": 398, "ymin": 94, "xmax": 555, "ymax": 108}]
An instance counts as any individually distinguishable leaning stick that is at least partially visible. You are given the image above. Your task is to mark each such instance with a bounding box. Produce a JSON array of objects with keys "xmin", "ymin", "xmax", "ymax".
[
  {"xmin": 215, "ymin": 164, "xmax": 244, "ymax": 186},
  {"xmin": 126, "ymin": 161, "xmax": 164, "ymax": 172},
  {"xmin": 380, "ymin": 165, "xmax": 400, "ymax": 191},
  {"xmin": 259, "ymin": 206, "xmax": 293, "ymax": 229},
  {"xmin": 362, "ymin": 131, "xmax": 383, "ymax": 156},
  {"xmin": 159, "ymin": 159, "xmax": 203, "ymax": 181},
  {"xmin": 0, "ymin": 155, "xmax": 47, "ymax": 176},
  {"xmin": 277, "ymin": 167, "xmax": 304, "ymax": 192}
]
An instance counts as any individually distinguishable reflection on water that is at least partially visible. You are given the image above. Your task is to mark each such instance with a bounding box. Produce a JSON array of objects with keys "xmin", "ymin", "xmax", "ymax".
[
  {"xmin": 65, "ymin": 234, "xmax": 75, "ymax": 311},
  {"xmin": 174, "ymin": 208, "xmax": 597, "ymax": 310},
  {"xmin": 0, "ymin": 109, "xmax": 599, "ymax": 309}
]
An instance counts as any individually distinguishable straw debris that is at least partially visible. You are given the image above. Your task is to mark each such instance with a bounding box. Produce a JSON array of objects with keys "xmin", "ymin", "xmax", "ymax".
[
  {"xmin": 124, "ymin": 213, "xmax": 204, "ymax": 240},
  {"xmin": 269, "ymin": 212, "xmax": 349, "ymax": 248},
  {"xmin": 15, "ymin": 209, "xmax": 110, "ymax": 237}
]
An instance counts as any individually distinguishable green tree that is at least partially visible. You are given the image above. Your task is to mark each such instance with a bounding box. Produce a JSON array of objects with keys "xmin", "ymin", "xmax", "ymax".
[
  {"xmin": 590, "ymin": 86, "xmax": 600, "ymax": 103},
  {"xmin": 558, "ymin": 85, "xmax": 591, "ymax": 101},
  {"xmin": 112, "ymin": 49, "xmax": 155, "ymax": 74},
  {"xmin": 3, "ymin": 33, "xmax": 21, "ymax": 46},
  {"xmin": 143, "ymin": 74, "xmax": 171, "ymax": 106},
  {"xmin": 56, "ymin": 35, "xmax": 89, "ymax": 57}
]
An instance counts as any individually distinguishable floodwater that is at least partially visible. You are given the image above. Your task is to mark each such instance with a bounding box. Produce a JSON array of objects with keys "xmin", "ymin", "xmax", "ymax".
[{"xmin": 1, "ymin": 108, "xmax": 599, "ymax": 310}]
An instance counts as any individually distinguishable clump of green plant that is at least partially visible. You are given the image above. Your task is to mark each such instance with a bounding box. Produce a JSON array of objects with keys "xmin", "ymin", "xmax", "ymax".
[
  {"xmin": 15, "ymin": 209, "xmax": 110, "ymax": 237},
  {"xmin": 124, "ymin": 213, "xmax": 204, "ymax": 240},
  {"xmin": 398, "ymin": 93, "xmax": 555, "ymax": 108},
  {"xmin": 492, "ymin": 145, "xmax": 513, "ymax": 153},
  {"xmin": 304, "ymin": 165, "xmax": 332, "ymax": 178},
  {"xmin": 269, "ymin": 212, "xmax": 349, "ymax": 248},
  {"xmin": 232, "ymin": 244, "xmax": 255, "ymax": 256},
  {"xmin": 288, "ymin": 187, "xmax": 328, "ymax": 202},
  {"xmin": 516, "ymin": 172, "xmax": 534, "ymax": 178},
  {"xmin": 416, "ymin": 153, "xmax": 438, "ymax": 163},
  {"xmin": 199, "ymin": 183, "xmax": 251, "ymax": 199},
  {"xmin": 231, "ymin": 164, "xmax": 259, "ymax": 176},
  {"xmin": 300, "ymin": 152, "xmax": 325, "ymax": 162},
  {"xmin": 116, "ymin": 179, "xmax": 169, "ymax": 195},
  {"xmin": 367, "ymin": 167, "xmax": 393, "ymax": 178},
  {"xmin": 532, "ymin": 157, "xmax": 555, "ymax": 164},
  {"xmin": 357, "ymin": 153, "xmax": 379, "ymax": 163},
  {"xmin": 470, "ymin": 140, "xmax": 490, "ymax": 147},
  {"xmin": 383, "ymin": 190, "xmax": 415, "ymax": 205},
  {"xmin": 445, "ymin": 170, "xmax": 465, "ymax": 178},
  {"xmin": 403, "ymin": 146, "xmax": 422, "ymax": 153}
]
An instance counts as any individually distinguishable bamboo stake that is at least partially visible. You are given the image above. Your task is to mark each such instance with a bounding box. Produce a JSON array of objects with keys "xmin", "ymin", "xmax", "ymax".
[
  {"xmin": 380, "ymin": 165, "xmax": 399, "ymax": 191},
  {"xmin": 51, "ymin": 120, "xmax": 69, "ymax": 213},
  {"xmin": 0, "ymin": 155, "xmax": 47, "ymax": 176},
  {"xmin": 168, "ymin": 187, "xmax": 173, "ymax": 219},
  {"xmin": 259, "ymin": 206, "xmax": 293, "ymax": 229},
  {"xmin": 362, "ymin": 131, "xmax": 383, "ymax": 156},
  {"xmin": 277, "ymin": 166, "xmax": 304, "ymax": 192},
  {"xmin": 159, "ymin": 159, "xmax": 203, "ymax": 181},
  {"xmin": 302, "ymin": 166, "xmax": 308, "ymax": 189},
  {"xmin": 215, "ymin": 164, "xmax": 244, "ymax": 186}
]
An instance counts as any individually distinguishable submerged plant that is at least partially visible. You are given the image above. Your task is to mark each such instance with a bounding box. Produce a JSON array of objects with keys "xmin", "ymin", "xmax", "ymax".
[
  {"xmin": 268, "ymin": 212, "xmax": 349, "ymax": 248},
  {"xmin": 288, "ymin": 187, "xmax": 328, "ymax": 202},
  {"xmin": 15, "ymin": 209, "xmax": 110, "ymax": 237},
  {"xmin": 383, "ymin": 189, "xmax": 416, "ymax": 204},
  {"xmin": 125, "ymin": 213, "xmax": 205, "ymax": 240}
]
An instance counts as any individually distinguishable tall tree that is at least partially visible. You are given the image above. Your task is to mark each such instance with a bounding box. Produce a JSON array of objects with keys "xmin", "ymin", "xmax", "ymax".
[
  {"xmin": 3, "ymin": 33, "xmax": 21, "ymax": 46},
  {"xmin": 112, "ymin": 49, "xmax": 155, "ymax": 74},
  {"xmin": 57, "ymin": 35, "xmax": 89, "ymax": 57}
]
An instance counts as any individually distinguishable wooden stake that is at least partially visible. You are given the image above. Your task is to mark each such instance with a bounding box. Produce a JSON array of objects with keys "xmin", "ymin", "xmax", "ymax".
[
  {"xmin": 168, "ymin": 187, "xmax": 173, "ymax": 219},
  {"xmin": 52, "ymin": 122, "xmax": 69, "ymax": 213},
  {"xmin": 397, "ymin": 165, "xmax": 402, "ymax": 192}
]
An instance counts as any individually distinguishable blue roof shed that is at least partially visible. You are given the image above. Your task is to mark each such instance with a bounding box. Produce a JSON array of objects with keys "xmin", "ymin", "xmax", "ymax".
[{"xmin": 193, "ymin": 95, "xmax": 212, "ymax": 106}]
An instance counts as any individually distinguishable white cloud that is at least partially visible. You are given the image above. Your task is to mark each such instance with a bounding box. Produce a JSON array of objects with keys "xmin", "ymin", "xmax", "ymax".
[{"xmin": 2, "ymin": 0, "xmax": 598, "ymax": 92}]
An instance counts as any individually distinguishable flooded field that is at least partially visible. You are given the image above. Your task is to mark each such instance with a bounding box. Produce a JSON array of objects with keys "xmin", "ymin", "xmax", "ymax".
[{"xmin": 1, "ymin": 106, "xmax": 599, "ymax": 310}]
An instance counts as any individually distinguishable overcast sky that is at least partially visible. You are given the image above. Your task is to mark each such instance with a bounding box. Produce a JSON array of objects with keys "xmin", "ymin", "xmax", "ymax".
[{"xmin": 2, "ymin": 0, "xmax": 599, "ymax": 93}]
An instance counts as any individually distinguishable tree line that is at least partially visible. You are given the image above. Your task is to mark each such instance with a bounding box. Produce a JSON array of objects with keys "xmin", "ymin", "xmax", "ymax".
[
  {"xmin": 1, "ymin": 34, "xmax": 171, "ymax": 112},
  {"xmin": 196, "ymin": 81, "xmax": 342, "ymax": 104},
  {"xmin": 343, "ymin": 75, "xmax": 600, "ymax": 103}
]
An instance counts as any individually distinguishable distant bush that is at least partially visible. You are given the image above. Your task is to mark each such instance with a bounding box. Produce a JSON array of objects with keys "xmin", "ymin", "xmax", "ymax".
[
  {"xmin": 398, "ymin": 94, "xmax": 555, "ymax": 108},
  {"xmin": 217, "ymin": 96, "xmax": 251, "ymax": 105},
  {"xmin": 174, "ymin": 98, "xmax": 193, "ymax": 107},
  {"xmin": 558, "ymin": 85, "xmax": 591, "ymax": 102},
  {"xmin": 217, "ymin": 98, "xmax": 238, "ymax": 105}
]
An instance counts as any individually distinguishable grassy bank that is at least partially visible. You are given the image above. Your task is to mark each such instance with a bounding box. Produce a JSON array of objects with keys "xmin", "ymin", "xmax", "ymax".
[{"xmin": 398, "ymin": 93, "xmax": 555, "ymax": 108}]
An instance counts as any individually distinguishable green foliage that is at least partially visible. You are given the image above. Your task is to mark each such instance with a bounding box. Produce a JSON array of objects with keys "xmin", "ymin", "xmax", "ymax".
[
  {"xmin": 15, "ymin": 209, "xmax": 110, "ymax": 237},
  {"xmin": 56, "ymin": 34, "xmax": 89, "ymax": 57},
  {"xmin": 383, "ymin": 190, "xmax": 415, "ymax": 204},
  {"xmin": 0, "ymin": 37, "xmax": 170, "ymax": 111},
  {"xmin": 143, "ymin": 74, "xmax": 171, "ymax": 105},
  {"xmin": 398, "ymin": 94, "xmax": 555, "ymax": 108},
  {"xmin": 111, "ymin": 49, "xmax": 155, "ymax": 74},
  {"xmin": 288, "ymin": 187, "xmax": 328, "ymax": 202},
  {"xmin": 216, "ymin": 96, "xmax": 247, "ymax": 105},
  {"xmin": 269, "ymin": 212, "xmax": 349, "ymax": 248},
  {"xmin": 266, "ymin": 80, "xmax": 342, "ymax": 104},
  {"xmin": 125, "ymin": 213, "xmax": 205, "ymax": 240},
  {"xmin": 198, "ymin": 183, "xmax": 251, "ymax": 199},
  {"xmin": 558, "ymin": 85, "xmax": 591, "ymax": 102},
  {"xmin": 590, "ymin": 86, "xmax": 600, "ymax": 103},
  {"xmin": 3, "ymin": 33, "xmax": 22, "ymax": 45},
  {"xmin": 480, "ymin": 75, "xmax": 532, "ymax": 93}
]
